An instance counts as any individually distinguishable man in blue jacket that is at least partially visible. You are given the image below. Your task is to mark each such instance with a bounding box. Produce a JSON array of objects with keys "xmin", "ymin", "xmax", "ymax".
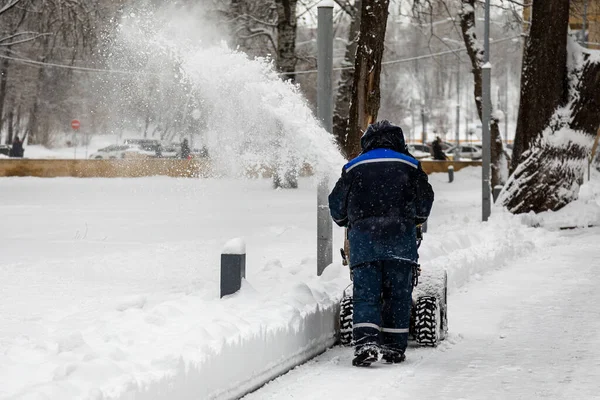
[{"xmin": 329, "ymin": 120, "xmax": 434, "ymax": 367}]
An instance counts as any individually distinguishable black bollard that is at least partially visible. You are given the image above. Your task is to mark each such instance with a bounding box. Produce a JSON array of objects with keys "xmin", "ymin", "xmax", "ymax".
[
  {"xmin": 448, "ymin": 165, "xmax": 454, "ymax": 183},
  {"xmin": 220, "ymin": 238, "xmax": 246, "ymax": 298}
]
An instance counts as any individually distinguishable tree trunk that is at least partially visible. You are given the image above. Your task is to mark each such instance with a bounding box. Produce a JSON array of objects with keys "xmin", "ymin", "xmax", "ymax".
[
  {"xmin": 458, "ymin": 0, "xmax": 507, "ymax": 187},
  {"xmin": 275, "ymin": 0, "xmax": 298, "ymax": 83},
  {"xmin": 500, "ymin": 0, "xmax": 600, "ymax": 214},
  {"xmin": 0, "ymin": 55, "xmax": 10, "ymax": 144},
  {"xmin": 510, "ymin": 1, "xmax": 570, "ymax": 170},
  {"xmin": 333, "ymin": 0, "xmax": 361, "ymax": 159},
  {"xmin": 346, "ymin": 0, "xmax": 390, "ymax": 159},
  {"xmin": 6, "ymin": 108, "xmax": 14, "ymax": 144}
]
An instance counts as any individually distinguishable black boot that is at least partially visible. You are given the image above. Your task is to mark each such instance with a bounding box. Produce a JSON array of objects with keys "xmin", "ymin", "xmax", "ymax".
[
  {"xmin": 382, "ymin": 348, "xmax": 406, "ymax": 364},
  {"xmin": 352, "ymin": 345, "xmax": 380, "ymax": 367}
]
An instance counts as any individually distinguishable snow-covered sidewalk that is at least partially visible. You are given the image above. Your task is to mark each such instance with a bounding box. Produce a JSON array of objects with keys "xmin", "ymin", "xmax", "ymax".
[{"xmin": 244, "ymin": 227, "xmax": 600, "ymax": 400}]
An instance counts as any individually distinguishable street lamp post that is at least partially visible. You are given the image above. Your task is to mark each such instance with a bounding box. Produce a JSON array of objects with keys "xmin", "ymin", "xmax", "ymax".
[
  {"xmin": 316, "ymin": 2, "xmax": 333, "ymax": 276},
  {"xmin": 421, "ymin": 107, "xmax": 427, "ymax": 144},
  {"xmin": 482, "ymin": 0, "xmax": 492, "ymax": 221},
  {"xmin": 442, "ymin": 37, "xmax": 462, "ymax": 160},
  {"xmin": 455, "ymin": 57, "xmax": 460, "ymax": 160}
]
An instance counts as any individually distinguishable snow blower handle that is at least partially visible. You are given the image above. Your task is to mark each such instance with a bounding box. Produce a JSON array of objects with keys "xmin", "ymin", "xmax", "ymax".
[
  {"xmin": 413, "ymin": 224, "xmax": 424, "ymax": 287},
  {"xmin": 416, "ymin": 224, "xmax": 424, "ymax": 248}
]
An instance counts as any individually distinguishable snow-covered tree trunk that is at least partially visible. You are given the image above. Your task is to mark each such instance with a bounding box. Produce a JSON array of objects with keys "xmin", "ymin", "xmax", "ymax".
[
  {"xmin": 458, "ymin": 0, "xmax": 508, "ymax": 187},
  {"xmin": 346, "ymin": 0, "xmax": 390, "ymax": 159},
  {"xmin": 500, "ymin": 0, "xmax": 600, "ymax": 213},
  {"xmin": 275, "ymin": 0, "xmax": 297, "ymax": 83},
  {"xmin": 332, "ymin": 0, "xmax": 361, "ymax": 159}
]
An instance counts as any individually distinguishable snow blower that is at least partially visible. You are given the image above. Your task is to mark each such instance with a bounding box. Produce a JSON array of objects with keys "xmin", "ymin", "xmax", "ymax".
[{"xmin": 338, "ymin": 224, "xmax": 448, "ymax": 347}]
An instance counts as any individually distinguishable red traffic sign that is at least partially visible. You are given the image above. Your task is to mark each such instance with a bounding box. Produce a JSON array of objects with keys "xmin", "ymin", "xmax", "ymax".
[{"xmin": 71, "ymin": 119, "xmax": 81, "ymax": 130}]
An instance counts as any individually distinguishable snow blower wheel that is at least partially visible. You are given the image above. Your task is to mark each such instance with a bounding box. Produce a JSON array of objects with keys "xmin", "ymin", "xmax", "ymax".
[
  {"xmin": 414, "ymin": 296, "xmax": 442, "ymax": 347},
  {"xmin": 339, "ymin": 286, "xmax": 354, "ymax": 346}
]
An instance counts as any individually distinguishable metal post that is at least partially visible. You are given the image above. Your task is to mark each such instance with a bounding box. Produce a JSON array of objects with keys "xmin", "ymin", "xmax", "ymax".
[
  {"xmin": 504, "ymin": 66, "xmax": 509, "ymax": 143},
  {"xmin": 421, "ymin": 108, "xmax": 427, "ymax": 144},
  {"xmin": 455, "ymin": 58, "xmax": 461, "ymax": 161},
  {"xmin": 317, "ymin": 2, "xmax": 333, "ymax": 276},
  {"xmin": 582, "ymin": 0, "xmax": 588, "ymax": 47},
  {"xmin": 220, "ymin": 238, "xmax": 246, "ymax": 298},
  {"xmin": 73, "ymin": 130, "xmax": 77, "ymax": 160},
  {"xmin": 482, "ymin": 0, "xmax": 492, "ymax": 221},
  {"xmin": 448, "ymin": 165, "xmax": 454, "ymax": 183}
]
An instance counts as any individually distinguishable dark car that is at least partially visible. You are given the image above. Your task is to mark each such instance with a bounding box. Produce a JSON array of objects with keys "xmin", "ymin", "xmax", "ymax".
[
  {"xmin": 411, "ymin": 144, "xmax": 432, "ymax": 154},
  {"xmin": 0, "ymin": 145, "xmax": 10, "ymax": 157}
]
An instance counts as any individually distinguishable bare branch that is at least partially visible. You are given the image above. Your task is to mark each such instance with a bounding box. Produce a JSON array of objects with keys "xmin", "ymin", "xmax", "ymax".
[
  {"xmin": 0, "ymin": 0, "xmax": 22, "ymax": 16},
  {"xmin": 333, "ymin": 0, "xmax": 356, "ymax": 18}
]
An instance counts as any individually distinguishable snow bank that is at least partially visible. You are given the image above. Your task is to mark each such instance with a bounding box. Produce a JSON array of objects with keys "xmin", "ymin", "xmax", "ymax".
[
  {"xmin": 1, "ymin": 261, "xmax": 346, "ymax": 400},
  {"xmin": 519, "ymin": 172, "xmax": 600, "ymax": 230}
]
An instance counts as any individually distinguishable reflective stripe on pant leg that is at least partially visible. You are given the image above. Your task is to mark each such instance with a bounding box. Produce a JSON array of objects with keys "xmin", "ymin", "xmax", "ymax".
[
  {"xmin": 381, "ymin": 259, "xmax": 413, "ymax": 352},
  {"xmin": 352, "ymin": 261, "xmax": 383, "ymax": 347}
]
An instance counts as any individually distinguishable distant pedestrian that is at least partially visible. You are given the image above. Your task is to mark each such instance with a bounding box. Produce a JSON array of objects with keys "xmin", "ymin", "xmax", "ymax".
[
  {"xmin": 181, "ymin": 139, "xmax": 191, "ymax": 159},
  {"xmin": 432, "ymin": 136, "xmax": 447, "ymax": 161},
  {"xmin": 9, "ymin": 136, "xmax": 24, "ymax": 158}
]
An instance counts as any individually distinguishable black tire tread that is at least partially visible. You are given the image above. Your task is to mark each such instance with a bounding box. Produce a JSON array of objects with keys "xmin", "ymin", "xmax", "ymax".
[
  {"xmin": 339, "ymin": 295, "xmax": 353, "ymax": 346},
  {"xmin": 414, "ymin": 296, "xmax": 439, "ymax": 347}
]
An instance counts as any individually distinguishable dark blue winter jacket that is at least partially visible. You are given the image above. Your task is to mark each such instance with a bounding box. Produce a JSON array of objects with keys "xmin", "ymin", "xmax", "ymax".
[{"xmin": 329, "ymin": 121, "xmax": 434, "ymax": 267}]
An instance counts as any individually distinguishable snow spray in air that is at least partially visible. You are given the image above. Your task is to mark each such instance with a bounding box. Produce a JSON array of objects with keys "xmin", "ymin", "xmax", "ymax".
[{"xmin": 104, "ymin": 2, "xmax": 345, "ymax": 178}]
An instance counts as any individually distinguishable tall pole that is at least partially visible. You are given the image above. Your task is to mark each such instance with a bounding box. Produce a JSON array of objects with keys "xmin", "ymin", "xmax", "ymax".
[
  {"xmin": 421, "ymin": 107, "xmax": 427, "ymax": 144},
  {"xmin": 317, "ymin": 2, "xmax": 333, "ymax": 276},
  {"xmin": 504, "ymin": 65, "xmax": 509, "ymax": 143},
  {"xmin": 582, "ymin": 0, "xmax": 588, "ymax": 47},
  {"xmin": 482, "ymin": 0, "xmax": 492, "ymax": 221},
  {"xmin": 455, "ymin": 58, "xmax": 460, "ymax": 160}
]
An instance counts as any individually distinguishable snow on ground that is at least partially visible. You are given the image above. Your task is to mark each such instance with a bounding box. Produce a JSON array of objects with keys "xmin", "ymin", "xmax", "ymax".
[
  {"xmin": 0, "ymin": 177, "xmax": 347, "ymax": 399},
  {"xmin": 244, "ymin": 170, "xmax": 600, "ymax": 400},
  {"xmin": 244, "ymin": 227, "xmax": 600, "ymax": 400},
  {"xmin": 1, "ymin": 168, "xmax": 599, "ymax": 399}
]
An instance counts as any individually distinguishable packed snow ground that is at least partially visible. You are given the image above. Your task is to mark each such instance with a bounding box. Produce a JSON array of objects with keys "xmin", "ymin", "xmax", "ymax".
[
  {"xmin": 245, "ymin": 172, "xmax": 600, "ymax": 400},
  {"xmin": 1, "ymin": 168, "xmax": 599, "ymax": 399},
  {"xmin": 244, "ymin": 227, "xmax": 600, "ymax": 400}
]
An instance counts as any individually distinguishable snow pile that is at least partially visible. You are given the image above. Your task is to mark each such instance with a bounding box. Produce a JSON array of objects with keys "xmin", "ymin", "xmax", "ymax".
[
  {"xmin": 1, "ymin": 272, "xmax": 342, "ymax": 400},
  {"xmin": 519, "ymin": 172, "xmax": 600, "ymax": 230}
]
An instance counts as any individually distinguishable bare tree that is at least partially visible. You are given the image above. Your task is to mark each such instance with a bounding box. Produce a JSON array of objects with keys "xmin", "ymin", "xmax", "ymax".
[
  {"xmin": 346, "ymin": 0, "xmax": 391, "ymax": 159},
  {"xmin": 275, "ymin": 0, "xmax": 298, "ymax": 82},
  {"xmin": 458, "ymin": 0, "xmax": 508, "ymax": 187},
  {"xmin": 500, "ymin": 0, "xmax": 600, "ymax": 213},
  {"xmin": 332, "ymin": 0, "xmax": 361, "ymax": 158}
]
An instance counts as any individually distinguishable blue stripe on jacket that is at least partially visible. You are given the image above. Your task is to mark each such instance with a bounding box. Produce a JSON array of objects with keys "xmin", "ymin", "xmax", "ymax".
[{"xmin": 344, "ymin": 148, "xmax": 419, "ymax": 171}]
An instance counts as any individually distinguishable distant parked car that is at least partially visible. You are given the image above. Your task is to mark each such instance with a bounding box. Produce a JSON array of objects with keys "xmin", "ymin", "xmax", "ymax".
[
  {"xmin": 89, "ymin": 145, "xmax": 132, "ymax": 159},
  {"xmin": 447, "ymin": 144, "xmax": 482, "ymax": 160},
  {"xmin": 410, "ymin": 143, "xmax": 432, "ymax": 154},
  {"xmin": 123, "ymin": 138, "xmax": 161, "ymax": 152},
  {"xmin": 407, "ymin": 145, "xmax": 431, "ymax": 160},
  {"xmin": 0, "ymin": 145, "xmax": 10, "ymax": 157}
]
